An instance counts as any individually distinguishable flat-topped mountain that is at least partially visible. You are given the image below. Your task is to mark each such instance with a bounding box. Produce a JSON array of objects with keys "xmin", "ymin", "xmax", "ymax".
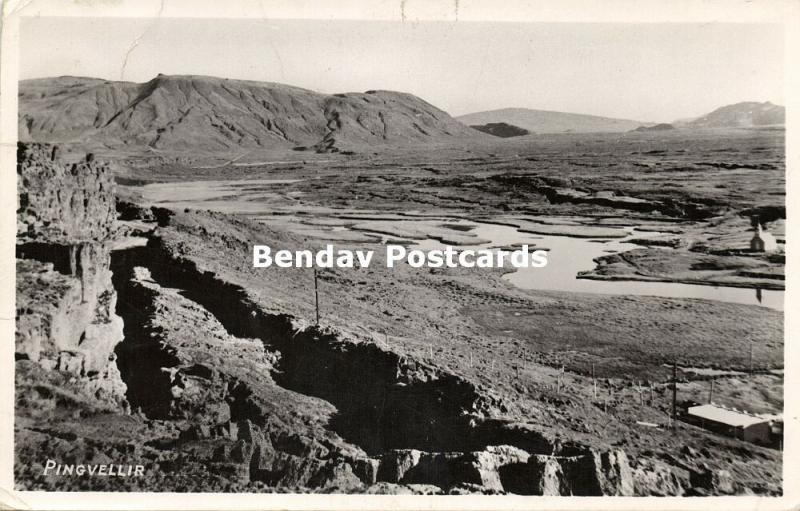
[
  {"xmin": 19, "ymin": 75, "xmax": 482, "ymax": 153},
  {"xmin": 457, "ymin": 108, "xmax": 647, "ymax": 134},
  {"xmin": 680, "ymin": 101, "xmax": 785, "ymax": 128}
]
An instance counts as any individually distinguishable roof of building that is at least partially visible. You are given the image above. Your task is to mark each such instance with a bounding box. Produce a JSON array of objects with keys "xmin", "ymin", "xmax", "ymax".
[{"xmin": 688, "ymin": 404, "xmax": 768, "ymax": 428}]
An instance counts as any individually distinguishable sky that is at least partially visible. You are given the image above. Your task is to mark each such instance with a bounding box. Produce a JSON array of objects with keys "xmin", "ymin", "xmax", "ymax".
[{"xmin": 19, "ymin": 17, "xmax": 785, "ymax": 123}]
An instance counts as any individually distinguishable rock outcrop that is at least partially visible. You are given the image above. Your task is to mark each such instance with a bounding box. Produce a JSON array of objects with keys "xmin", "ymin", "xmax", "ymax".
[
  {"xmin": 378, "ymin": 446, "xmax": 634, "ymax": 495},
  {"xmin": 630, "ymin": 458, "xmax": 688, "ymax": 496},
  {"xmin": 17, "ymin": 143, "xmax": 116, "ymax": 243},
  {"xmin": 16, "ymin": 142, "xmax": 126, "ymax": 409}
]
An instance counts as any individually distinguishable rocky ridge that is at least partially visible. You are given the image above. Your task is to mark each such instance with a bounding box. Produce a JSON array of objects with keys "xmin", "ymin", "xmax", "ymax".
[
  {"xmin": 97, "ymin": 230, "xmax": 643, "ymax": 493},
  {"xmin": 19, "ymin": 75, "xmax": 481, "ymax": 154}
]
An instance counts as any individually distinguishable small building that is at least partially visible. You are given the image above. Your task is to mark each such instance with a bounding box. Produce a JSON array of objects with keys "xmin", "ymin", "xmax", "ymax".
[
  {"xmin": 750, "ymin": 223, "xmax": 778, "ymax": 253},
  {"xmin": 687, "ymin": 404, "xmax": 771, "ymax": 444}
]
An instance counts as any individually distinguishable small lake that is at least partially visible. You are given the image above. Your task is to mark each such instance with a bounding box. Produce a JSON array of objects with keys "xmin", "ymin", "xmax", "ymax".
[
  {"xmin": 410, "ymin": 220, "xmax": 783, "ymax": 311},
  {"xmin": 135, "ymin": 179, "xmax": 783, "ymax": 311},
  {"xmin": 138, "ymin": 178, "xmax": 305, "ymax": 210}
]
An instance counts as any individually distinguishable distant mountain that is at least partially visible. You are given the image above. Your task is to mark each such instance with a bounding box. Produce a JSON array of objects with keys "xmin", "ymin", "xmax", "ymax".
[
  {"xmin": 632, "ymin": 123, "xmax": 675, "ymax": 132},
  {"xmin": 19, "ymin": 75, "xmax": 483, "ymax": 154},
  {"xmin": 457, "ymin": 108, "xmax": 647, "ymax": 134},
  {"xmin": 679, "ymin": 102, "xmax": 785, "ymax": 128},
  {"xmin": 671, "ymin": 116, "xmax": 697, "ymax": 126},
  {"xmin": 470, "ymin": 122, "xmax": 530, "ymax": 138}
]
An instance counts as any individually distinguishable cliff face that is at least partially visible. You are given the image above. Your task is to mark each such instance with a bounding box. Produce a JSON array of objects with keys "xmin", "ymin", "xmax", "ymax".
[
  {"xmin": 16, "ymin": 142, "xmax": 127, "ymax": 409},
  {"xmin": 17, "ymin": 144, "xmax": 117, "ymax": 243}
]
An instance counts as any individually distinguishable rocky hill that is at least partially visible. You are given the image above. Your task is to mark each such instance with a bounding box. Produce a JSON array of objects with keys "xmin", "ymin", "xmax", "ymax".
[
  {"xmin": 470, "ymin": 122, "xmax": 530, "ymax": 138},
  {"xmin": 19, "ymin": 75, "xmax": 482, "ymax": 154},
  {"xmin": 632, "ymin": 123, "xmax": 675, "ymax": 132},
  {"xmin": 680, "ymin": 102, "xmax": 785, "ymax": 128},
  {"xmin": 457, "ymin": 108, "xmax": 647, "ymax": 134}
]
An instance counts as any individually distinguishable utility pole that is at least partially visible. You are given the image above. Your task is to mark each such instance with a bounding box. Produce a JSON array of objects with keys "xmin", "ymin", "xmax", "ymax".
[
  {"xmin": 672, "ymin": 361, "xmax": 678, "ymax": 427},
  {"xmin": 313, "ymin": 268, "xmax": 320, "ymax": 326},
  {"xmin": 709, "ymin": 379, "xmax": 714, "ymax": 404}
]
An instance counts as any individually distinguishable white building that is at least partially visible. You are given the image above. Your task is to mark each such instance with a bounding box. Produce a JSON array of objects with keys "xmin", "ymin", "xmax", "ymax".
[
  {"xmin": 750, "ymin": 223, "xmax": 778, "ymax": 253},
  {"xmin": 687, "ymin": 404, "xmax": 771, "ymax": 443}
]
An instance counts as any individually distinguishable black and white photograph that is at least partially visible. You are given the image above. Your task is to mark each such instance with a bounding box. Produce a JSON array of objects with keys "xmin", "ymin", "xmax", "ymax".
[{"xmin": 1, "ymin": 0, "xmax": 797, "ymax": 507}]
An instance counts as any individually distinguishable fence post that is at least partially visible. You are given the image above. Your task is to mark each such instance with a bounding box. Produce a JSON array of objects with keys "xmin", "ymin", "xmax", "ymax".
[
  {"xmin": 313, "ymin": 268, "xmax": 320, "ymax": 326},
  {"xmin": 637, "ymin": 380, "xmax": 644, "ymax": 406}
]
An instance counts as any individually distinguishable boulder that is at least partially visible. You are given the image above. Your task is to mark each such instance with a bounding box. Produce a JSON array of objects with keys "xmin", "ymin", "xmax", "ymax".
[
  {"xmin": 470, "ymin": 445, "xmax": 531, "ymax": 491},
  {"xmin": 690, "ymin": 467, "xmax": 735, "ymax": 495},
  {"xmin": 558, "ymin": 449, "xmax": 634, "ymax": 496},
  {"xmin": 631, "ymin": 458, "xmax": 687, "ymax": 496},
  {"xmin": 378, "ymin": 449, "xmax": 423, "ymax": 483},
  {"xmin": 499, "ymin": 449, "xmax": 635, "ymax": 496}
]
